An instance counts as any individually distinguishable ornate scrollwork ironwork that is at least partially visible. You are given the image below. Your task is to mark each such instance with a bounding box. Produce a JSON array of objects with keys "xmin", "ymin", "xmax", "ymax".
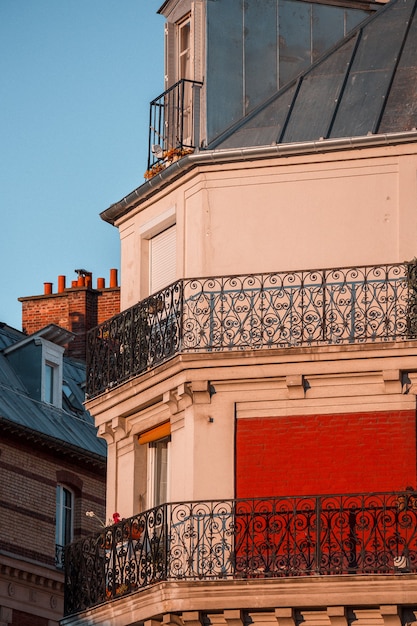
[
  {"xmin": 86, "ymin": 263, "xmax": 410, "ymax": 398},
  {"xmin": 64, "ymin": 491, "xmax": 417, "ymax": 616}
]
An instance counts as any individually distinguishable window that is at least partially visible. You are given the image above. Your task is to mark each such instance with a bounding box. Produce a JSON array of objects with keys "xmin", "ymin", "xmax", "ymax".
[
  {"xmin": 55, "ymin": 485, "xmax": 74, "ymax": 568},
  {"xmin": 178, "ymin": 17, "xmax": 191, "ymax": 80},
  {"xmin": 148, "ymin": 438, "xmax": 170, "ymax": 508},
  {"xmin": 149, "ymin": 225, "xmax": 177, "ymax": 294},
  {"xmin": 43, "ymin": 359, "xmax": 60, "ymax": 406},
  {"xmin": 42, "ymin": 341, "xmax": 64, "ymax": 407},
  {"xmin": 139, "ymin": 423, "xmax": 171, "ymax": 508},
  {"xmin": 177, "ymin": 16, "xmax": 192, "ymax": 144},
  {"xmin": 62, "ymin": 380, "xmax": 85, "ymax": 413},
  {"xmin": 44, "ymin": 363, "xmax": 55, "ymax": 404}
]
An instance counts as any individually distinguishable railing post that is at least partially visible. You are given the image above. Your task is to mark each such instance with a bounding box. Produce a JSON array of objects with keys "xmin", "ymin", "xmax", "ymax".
[
  {"xmin": 315, "ymin": 495, "xmax": 321, "ymax": 574},
  {"xmin": 406, "ymin": 260, "xmax": 417, "ymax": 338},
  {"xmin": 165, "ymin": 502, "xmax": 169, "ymax": 580},
  {"xmin": 322, "ymin": 270, "xmax": 327, "ymax": 343},
  {"xmin": 192, "ymin": 82, "xmax": 202, "ymax": 151},
  {"xmin": 179, "ymin": 80, "xmax": 185, "ymax": 147},
  {"xmin": 349, "ymin": 283, "xmax": 356, "ymax": 343},
  {"xmin": 178, "ymin": 280, "xmax": 184, "ymax": 352}
]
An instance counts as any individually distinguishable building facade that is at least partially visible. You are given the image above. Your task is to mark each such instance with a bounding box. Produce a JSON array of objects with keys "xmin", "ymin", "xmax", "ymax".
[
  {"xmin": 0, "ymin": 322, "xmax": 107, "ymax": 625},
  {"xmin": 0, "ymin": 269, "xmax": 120, "ymax": 625},
  {"xmin": 63, "ymin": 1, "xmax": 417, "ymax": 626},
  {"xmin": 19, "ymin": 268, "xmax": 120, "ymax": 362}
]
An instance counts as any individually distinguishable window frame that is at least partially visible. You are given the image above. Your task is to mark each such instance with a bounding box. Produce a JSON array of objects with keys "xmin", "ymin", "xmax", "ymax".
[
  {"xmin": 177, "ymin": 14, "xmax": 191, "ymax": 81},
  {"xmin": 41, "ymin": 340, "xmax": 64, "ymax": 408},
  {"xmin": 149, "ymin": 224, "xmax": 177, "ymax": 295},
  {"xmin": 55, "ymin": 484, "xmax": 74, "ymax": 568},
  {"xmin": 147, "ymin": 436, "xmax": 171, "ymax": 509}
]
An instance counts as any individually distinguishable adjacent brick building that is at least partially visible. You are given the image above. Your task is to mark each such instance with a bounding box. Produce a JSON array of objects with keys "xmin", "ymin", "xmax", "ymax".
[
  {"xmin": 19, "ymin": 268, "xmax": 120, "ymax": 361},
  {"xmin": 0, "ymin": 274, "xmax": 112, "ymax": 623}
]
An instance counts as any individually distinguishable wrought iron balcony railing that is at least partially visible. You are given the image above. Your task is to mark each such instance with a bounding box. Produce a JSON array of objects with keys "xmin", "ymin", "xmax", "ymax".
[
  {"xmin": 86, "ymin": 262, "xmax": 417, "ymax": 398},
  {"xmin": 64, "ymin": 491, "xmax": 417, "ymax": 616},
  {"xmin": 147, "ymin": 79, "xmax": 203, "ymax": 174}
]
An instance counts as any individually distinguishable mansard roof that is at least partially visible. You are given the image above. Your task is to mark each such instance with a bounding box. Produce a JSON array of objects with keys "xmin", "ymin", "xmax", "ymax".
[
  {"xmin": 210, "ymin": 0, "xmax": 417, "ymax": 150},
  {"xmin": 0, "ymin": 323, "xmax": 106, "ymax": 466}
]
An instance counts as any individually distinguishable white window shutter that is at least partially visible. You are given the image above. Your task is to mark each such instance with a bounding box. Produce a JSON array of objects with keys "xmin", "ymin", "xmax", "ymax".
[{"xmin": 150, "ymin": 225, "xmax": 176, "ymax": 294}]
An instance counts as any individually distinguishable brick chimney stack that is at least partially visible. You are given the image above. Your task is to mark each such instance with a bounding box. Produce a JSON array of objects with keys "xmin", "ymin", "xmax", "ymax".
[{"xmin": 19, "ymin": 269, "xmax": 120, "ymax": 362}]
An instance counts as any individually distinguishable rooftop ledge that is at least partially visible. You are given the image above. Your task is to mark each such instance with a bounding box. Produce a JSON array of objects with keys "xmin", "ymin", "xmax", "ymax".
[{"xmin": 101, "ymin": 131, "xmax": 417, "ymax": 226}]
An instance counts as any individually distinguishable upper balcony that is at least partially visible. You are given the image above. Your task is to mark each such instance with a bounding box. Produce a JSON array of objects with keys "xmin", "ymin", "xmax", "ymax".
[
  {"xmin": 86, "ymin": 262, "xmax": 417, "ymax": 399},
  {"xmin": 146, "ymin": 79, "xmax": 204, "ymax": 180},
  {"xmin": 64, "ymin": 490, "xmax": 417, "ymax": 616}
]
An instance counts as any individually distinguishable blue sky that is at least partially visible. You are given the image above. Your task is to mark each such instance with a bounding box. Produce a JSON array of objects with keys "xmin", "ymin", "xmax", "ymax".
[{"xmin": 0, "ymin": 0, "xmax": 164, "ymax": 329}]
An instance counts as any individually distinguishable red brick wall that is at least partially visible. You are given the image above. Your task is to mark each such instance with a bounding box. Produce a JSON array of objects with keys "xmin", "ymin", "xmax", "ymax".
[
  {"xmin": 97, "ymin": 288, "xmax": 121, "ymax": 325},
  {"xmin": 236, "ymin": 410, "xmax": 417, "ymax": 498},
  {"xmin": 0, "ymin": 436, "xmax": 106, "ymax": 567},
  {"xmin": 20, "ymin": 287, "xmax": 120, "ymax": 361}
]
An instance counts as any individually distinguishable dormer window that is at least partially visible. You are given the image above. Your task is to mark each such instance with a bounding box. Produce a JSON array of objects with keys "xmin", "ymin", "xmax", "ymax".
[
  {"xmin": 42, "ymin": 342, "xmax": 64, "ymax": 407},
  {"xmin": 3, "ymin": 323, "xmax": 74, "ymax": 408},
  {"xmin": 178, "ymin": 16, "xmax": 191, "ymax": 80},
  {"xmin": 45, "ymin": 363, "xmax": 55, "ymax": 404}
]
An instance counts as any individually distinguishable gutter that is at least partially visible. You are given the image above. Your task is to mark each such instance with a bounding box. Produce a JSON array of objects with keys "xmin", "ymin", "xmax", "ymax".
[
  {"xmin": 101, "ymin": 130, "xmax": 417, "ymax": 226},
  {"xmin": 0, "ymin": 416, "xmax": 107, "ymax": 470}
]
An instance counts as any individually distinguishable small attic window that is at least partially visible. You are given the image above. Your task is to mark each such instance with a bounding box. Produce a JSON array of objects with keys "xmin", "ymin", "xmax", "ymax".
[
  {"xmin": 62, "ymin": 381, "xmax": 84, "ymax": 414},
  {"xmin": 45, "ymin": 363, "xmax": 56, "ymax": 404},
  {"xmin": 42, "ymin": 342, "xmax": 64, "ymax": 408}
]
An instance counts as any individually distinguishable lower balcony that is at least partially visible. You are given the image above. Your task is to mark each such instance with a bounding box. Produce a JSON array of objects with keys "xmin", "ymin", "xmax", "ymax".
[
  {"xmin": 64, "ymin": 491, "xmax": 417, "ymax": 616},
  {"xmin": 86, "ymin": 262, "xmax": 417, "ymax": 399}
]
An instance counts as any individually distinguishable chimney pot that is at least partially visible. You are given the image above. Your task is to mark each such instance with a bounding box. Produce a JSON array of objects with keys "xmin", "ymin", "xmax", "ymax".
[
  {"xmin": 58, "ymin": 275, "xmax": 66, "ymax": 293},
  {"xmin": 71, "ymin": 280, "xmax": 78, "ymax": 288},
  {"xmin": 85, "ymin": 274, "xmax": 92, "ymax": 288},
  {"xmin": 110, "ymin": 268, "xmax": 118, "ymax": 288},
  {"xmin": 97, "ymin": 277, "xmax": 105, "ymax": 289},
  {"xmin": 77, "ymin": 275, "xmax": 85, "ymax": 287},
  {"xmin": 44, "ymin": 282, "xmax": 53, "ymax": 295}
]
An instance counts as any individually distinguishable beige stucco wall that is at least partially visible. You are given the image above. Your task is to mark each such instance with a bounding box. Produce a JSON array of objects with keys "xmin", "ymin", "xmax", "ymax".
[
  {"xmin": 88, "ymin": 340, "xmax": 417, "ymax": 520},
  {"xmin": 116, "ymin": 144, "xmax": 417, "ymax": 312}
]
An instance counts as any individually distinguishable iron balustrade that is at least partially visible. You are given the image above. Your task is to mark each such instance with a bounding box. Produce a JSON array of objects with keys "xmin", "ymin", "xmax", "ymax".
[
  {"xmin": 55, "ymin": 544, "xmax": 65, "ymax": 569},
  {"xmin": 64, "ymin": 491, "xmax": 417, "ymax": 616},
  {"xmin": 86, "ymin": 262, "xmax": 417, "ymax": 399},
  {"xmin": 148, "ymin": 79, "xmax": 203, "ymax": 171}
]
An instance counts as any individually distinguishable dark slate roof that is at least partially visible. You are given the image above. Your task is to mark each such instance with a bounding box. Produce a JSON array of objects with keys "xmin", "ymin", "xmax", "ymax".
[
  {"xmin": 211, "ymin": 0, "xmax": 417, "ymax": 150},
  {"xmin": 0, "ymin": 323, "xmax": 106, "ymax": 462}
]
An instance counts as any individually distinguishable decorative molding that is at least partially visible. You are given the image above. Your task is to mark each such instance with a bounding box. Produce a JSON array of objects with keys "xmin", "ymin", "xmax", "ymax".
[
  {"xmin": 275, "ymin": 608, "xmax": 296, "ymax": 626},
  {"xmin": 163, "ymin": 615, "xmax": 184, "ymax": 626},
  {"xmin": 98, "ymin": 416, "xmax": 131, "ymax": 443},
  {"xmin": 383, "ymin": 370, "xmax": 402, "ymax": 394},
  {"xmin": 182, "ymin": 611, "xmax": 204, "ymax": 626},
  {"xmin": 381, "ymin": 605, "xmax": 402, "ymax": 626},
  {"xmin": 162, "ymin": 381, "xmax": 211, "ymax": 416},
  {"xmin": 224, "ymin": 610, "xmax": 245, "ymax": 626},
  {"xmin": 327, "ymin": 606, "xmax": 348, "ymax": 626},
  {"xmin": 286, "ymin": 374, "xmax": 305, "ymax": 399},
  {"xmin": 112, "ymin": 416, "xmax": 131, "ymax": 440},
  {"xmin": 0, "ymin": 564, "xmax": 63, "ymax": 593},
  {"xmin": 190, "ymin": 380, "xmax": 211, "ymax": 405}
]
